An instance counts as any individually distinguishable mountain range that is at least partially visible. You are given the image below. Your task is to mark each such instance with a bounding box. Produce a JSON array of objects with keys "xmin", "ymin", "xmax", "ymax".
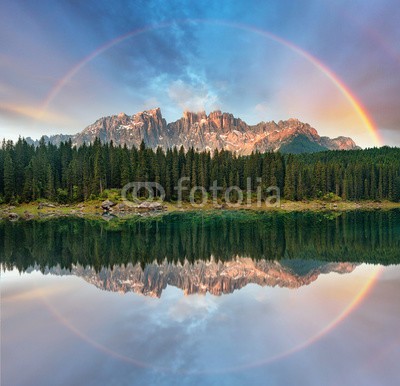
[
  {"xmin": 27, "ymin": 108, "xmax": 360, "ymax": 154},
  {"xmin": 34, "ymin": 258, "xmax": 357, "ymax": 297}
]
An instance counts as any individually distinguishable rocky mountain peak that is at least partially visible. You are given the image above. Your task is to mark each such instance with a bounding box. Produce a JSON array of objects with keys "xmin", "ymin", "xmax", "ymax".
[
  {"xmin": 183, "ymin": 110, "xmax": 208, "ymax": 124},
  {"xmin": 136, "ymin": 107, "xmax": 162, "ymax": 119},
  {"xmin": 45, "ymin": 258, "xmax": 358, "ymax": 297},
  {"xmin": 117, "ymin": 112, "xmax": 128, "ymax": 119},
  {"xmin": 26, "ymin": 107, "xmax": 360, "ymax": 154}
]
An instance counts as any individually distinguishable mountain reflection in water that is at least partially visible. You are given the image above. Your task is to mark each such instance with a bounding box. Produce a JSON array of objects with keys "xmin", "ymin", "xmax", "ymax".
[
  {"xmin": 2, "ymin": 210, "xmax": 400, "ymax": 386},
  {"xmin": 27, "ymin": 259, "xmax": 357, "ymax": 297}
]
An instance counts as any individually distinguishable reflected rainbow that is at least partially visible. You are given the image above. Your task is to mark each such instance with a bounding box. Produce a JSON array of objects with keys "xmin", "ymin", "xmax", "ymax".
[
  {"xmin": 33, "ymin": 263, "xmax": 383, "ymax": 375},
  {"xmin": 221, "ymin": 264, "xmax": 384, "ymax": 374}
]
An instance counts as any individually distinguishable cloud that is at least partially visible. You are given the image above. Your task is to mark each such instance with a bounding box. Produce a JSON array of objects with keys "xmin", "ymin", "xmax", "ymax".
[
  {"xmin": 254, "ymin": 101, "xmax": 270, "ymax": 119},
  {"xmin": 168, "ymin": 79, "xmax": 219, "ymax": 112},
  {"xmin": 167, "ymin": 293, "xmax": 219, "ymax": 334},
  {"xmin": 0, "ymin": 103, "xmax": 72, "ymax": 125}
]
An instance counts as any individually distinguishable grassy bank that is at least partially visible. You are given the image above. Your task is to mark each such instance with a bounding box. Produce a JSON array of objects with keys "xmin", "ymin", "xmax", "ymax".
[{"xmin": 1, "ymin": 198, "xmax": 400, "ymax": 220}]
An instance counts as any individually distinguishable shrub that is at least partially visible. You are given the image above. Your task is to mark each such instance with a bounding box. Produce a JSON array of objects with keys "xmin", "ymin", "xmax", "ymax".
[
  {"xmin": 56, "ymin": 188, "xmax": 68, "ymax": 204},
  {"xmin": 322, "ymin": 192, "xmax": 342, "ymax": 202}
]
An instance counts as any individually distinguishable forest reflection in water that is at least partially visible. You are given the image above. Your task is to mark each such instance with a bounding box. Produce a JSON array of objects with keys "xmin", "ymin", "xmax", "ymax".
[
  {"xmin": 1, "ymin": 210, "xmax": 400, "ymax": 272},
  {"xmin": 2, "ymin": 210, "xmax": 400, "ymax": 386}
]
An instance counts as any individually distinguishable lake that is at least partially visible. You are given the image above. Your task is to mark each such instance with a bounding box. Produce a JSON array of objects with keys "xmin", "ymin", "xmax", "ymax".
[{"xmin": 1, "ymin": 210, "xmax": 400, "ymax": 386}]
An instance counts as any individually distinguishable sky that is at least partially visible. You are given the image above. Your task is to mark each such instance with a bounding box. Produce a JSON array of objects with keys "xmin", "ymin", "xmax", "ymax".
[
  {"xmin": 3, "ymin": 265, "xmax": 400, "ymax": 385},
  {"xmin": 0, "ymin": 0, "xmax": 399, "ymax": 147}
]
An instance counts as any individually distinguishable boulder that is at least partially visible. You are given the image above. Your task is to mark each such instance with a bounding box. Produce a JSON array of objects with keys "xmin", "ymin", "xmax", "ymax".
[
  {"xmin": 38, "ymin": 202, "xmax": 56, "ymax": 209},
  {"xmin": 23, "ymin": 211, "xmax": 35, "ymax": 220},
  {"xmin": 101, "ymin": 200, "xmax": 117, "ymax": 211},
  {"xmin": 213, "ymin": 204, "xmax": 227, "ymax": 209},
  {"xmin": 138, "ymin": 201, "xmax": 164, "ymax": 211},
  {"xmin": 8, "ymin": 212, "xmax": 19, "ymax": 221},
  {"xmin": 115, "ymin": 203, "xmax": 128, "ymax": 212},
  {"xmin": 149, "ymin": 202, "xmax": 163, "ymax": 210},
  {"xmin": 102, "ymin": 213, "xmax": 117, "ymax": 221}
]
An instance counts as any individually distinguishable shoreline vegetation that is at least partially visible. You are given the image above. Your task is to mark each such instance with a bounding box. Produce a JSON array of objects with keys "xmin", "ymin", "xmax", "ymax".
[{"xmin": 1, "ymin": 198, "xmax": 400, "ymax": 221}]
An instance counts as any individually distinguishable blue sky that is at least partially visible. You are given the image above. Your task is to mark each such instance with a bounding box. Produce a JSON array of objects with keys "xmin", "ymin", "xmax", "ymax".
[{"xmin": 0, "ymin": 0, "xmax": 399, "ymax": 147}]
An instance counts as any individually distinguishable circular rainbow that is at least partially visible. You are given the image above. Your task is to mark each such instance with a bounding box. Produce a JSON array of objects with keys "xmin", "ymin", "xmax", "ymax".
[
  {"xmin": 39, "ymin": 19, "xmax": 383, "ymax": 146},
  {"xmin": 26, "ymin": 20, "xmax": 385, "ymax": 372},
  {"xmin": 28, "ymin": 263, "xmax": 382, "ymax": 375}
]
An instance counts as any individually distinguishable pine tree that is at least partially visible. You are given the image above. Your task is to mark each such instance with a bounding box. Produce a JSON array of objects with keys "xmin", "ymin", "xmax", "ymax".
[
  {"xmin": 284, "ymin": 155, "xmax": 295, "ymax": 200},
  {"xmin": 46, "ymin": 165, "xmax": 55, "ymax": 201},
  {"xmin": 3, "ymin": 152, "xmax": 15, "ymax": 201},
  {"xmin": 92, "ymin": 139, "xmax": 106, "ymax": 195},
  {"xmin": 393, "ymin": 176, "xmax": 400, "ymax": 202},
  {"xmin": 0, "ymin": 136, "xmax": 399, "ymax": 205},
  {"xmin": 120, "ymin": 146, "xmax": 131, "ymax": 187}
]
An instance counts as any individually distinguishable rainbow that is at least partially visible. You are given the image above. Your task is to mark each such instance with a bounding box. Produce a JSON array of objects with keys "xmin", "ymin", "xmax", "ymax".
[
  {"xmin": 2, "ymin": 20, "xmax": 387, "ymax": 374},
  {"xmin": 222, "ymin": 264, "xmax": 384, "ymax": 373},
  {"xmin": 27, "ymin": 20, "xmax": 385, "ymax": 372},
  {"xmin": 39, "ymin": 19, "xmax": 383, "ymax": 146},
  {"xmin": 37, "ymin": 293, "xmax": 167, "ymax": 371},
  {"xmin": 26, "ymin": 264, "xmax": 382, "ymax": 375}
]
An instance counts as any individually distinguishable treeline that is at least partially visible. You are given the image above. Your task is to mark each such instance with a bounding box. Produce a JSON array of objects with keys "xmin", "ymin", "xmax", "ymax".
[
  {"xmin": 1, "ymin": 211, "xmax": 400, "ymax": 273},
  {"xmin": 1, "ymin": 137, "xmax": 400, "ymax": 203}
]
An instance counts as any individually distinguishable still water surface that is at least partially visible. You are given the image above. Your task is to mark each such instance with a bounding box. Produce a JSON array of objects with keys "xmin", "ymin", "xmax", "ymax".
[{"xmin": 1, "ymin": 211, "xmax": 400, "ymax": 386}]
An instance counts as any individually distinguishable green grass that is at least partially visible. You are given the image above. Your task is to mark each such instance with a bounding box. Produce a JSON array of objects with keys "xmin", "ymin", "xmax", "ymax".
[{"xmin": 1, "ymin": 198, "xmax": 399, "ymax": 221}]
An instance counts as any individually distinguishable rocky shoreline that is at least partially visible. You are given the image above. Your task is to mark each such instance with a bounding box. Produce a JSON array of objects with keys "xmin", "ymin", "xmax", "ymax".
[
  {"xmin": 0, "ymin": 199, "xmax": 167, "ymax": 221},
  {"xmin": 1, "ymin": 199, "xmax": 399, "ymax": 221}
]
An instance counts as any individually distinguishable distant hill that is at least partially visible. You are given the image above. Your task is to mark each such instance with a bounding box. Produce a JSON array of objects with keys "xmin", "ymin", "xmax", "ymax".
[
  {"xmin": 26, "ymin": 108, "xmax": 360, "ymax": 154},
  {"xmin": 279, "ymin": 134, "xmax": 328, "ymax": 154}
]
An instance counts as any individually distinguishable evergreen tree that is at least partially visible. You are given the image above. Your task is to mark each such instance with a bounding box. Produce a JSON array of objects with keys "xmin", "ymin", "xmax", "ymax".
[
  {"xmin": 3, "ymin": 152, "xmax": 15, "ymax": 202},
  {"xmin": 0, "ymin": 137, "xmax": 399, "ymax": 204}
]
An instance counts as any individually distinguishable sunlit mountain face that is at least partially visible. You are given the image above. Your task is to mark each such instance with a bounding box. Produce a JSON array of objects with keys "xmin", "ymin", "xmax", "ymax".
[
  {"xmin": 1, "ymin": 1, "xmax": 399, "ymax": 147},
  {"xmin": 24, "ymin": 108, "xmax": 360, "ymax": 154}
]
